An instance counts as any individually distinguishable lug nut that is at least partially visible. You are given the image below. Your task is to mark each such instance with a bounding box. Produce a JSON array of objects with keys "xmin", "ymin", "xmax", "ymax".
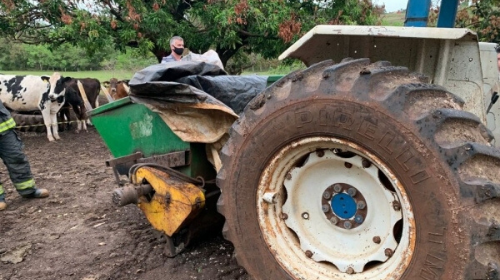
[
  {"xmin": 344, "ymin": 221, "xmax": 352, "ymax": 229},
  {"xmin": 362, "ymin": 159, "xmax": 371, "ymax": 168},
  {"xmin": 322, "ymin": 204, "xmax": 330, "ymax": 213},
  {"xmin": 392, "ymin": 201, "xmax": 401, "ymax": 211},
  {"xmin": 356, "ymin": 200, "xmax": 366, "ymax": 210},
  {"xmin": 354, "ymin": 214, "xmax": 364, "ymax": 224},
  {"xmin": 316, "ymin": 150, "xmax": 325, "ymax": 157},
  {"xmin": 344, "ymin": 162, "xmax": 353, "ymax": 168},
  {"xmin": 373, "ymin": 236, "xmax": 381, "ymax": 244},
  {"xmin": 333, "ymin": 184, "xmax": 342, "ymax": 193},
  {"xmin": 285, "ymin": 173, "xmax": 292, "ymax": 180},
  {"xmin": 280, "ymin": 213, "xmax": 288, "ymax": 220},
  {"xmin": 347, "ymin": 188, "xmax": 357, "ymax": 197},
  {"xmin": 385, "ymin": 248, "xmax": 393, "ymax": 257},
  {"xmin": 330, "ymin": 217, "xmax": 338, "ymax": 225},
  {"xmin": 301, "ymin": 212, "xmax": 309, "ymax": 220},
  {"xmin": 305, "ymin": 250, "xmax": 313, "ymax": 258},
  {"xmin": 346, "ymin": 267, "xmax": 355, "ymax": 274},
  {"xmin": 322, "ymin": 190, "xmax": 331, "ymax": 199}
]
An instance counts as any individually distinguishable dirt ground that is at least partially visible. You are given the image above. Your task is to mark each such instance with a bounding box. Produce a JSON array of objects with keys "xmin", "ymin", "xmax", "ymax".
[{"xmin": 0, "ymin": 128, "xmax": 249, "ymax": 280}]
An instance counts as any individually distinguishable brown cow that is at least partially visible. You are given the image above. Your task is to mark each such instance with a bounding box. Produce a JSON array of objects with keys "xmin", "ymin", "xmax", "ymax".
[
  {"xmin": 58, "ymin": 78, "xmax": 101, "ymax": 132},
  {"xmin": 104, "ymin": 78, "xmax": 130, "ymax": 100}
]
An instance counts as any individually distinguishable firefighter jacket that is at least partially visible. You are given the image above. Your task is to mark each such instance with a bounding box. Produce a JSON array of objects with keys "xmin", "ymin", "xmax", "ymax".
[{"xmin": 0, "ymin": 101, "xmax": 15, "ymax": 134}]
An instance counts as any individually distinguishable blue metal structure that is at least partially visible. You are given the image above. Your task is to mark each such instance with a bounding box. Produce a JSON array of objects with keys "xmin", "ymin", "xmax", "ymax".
[
  {"xmin": 404, "ymin": 0, "xmax": 460, "ymax": 28},
  {"xmin": 404, "ymin": 0, "xmax": 432, "ymax": 27},
  {"xmin": 437, "ymin": 0, "xmax": 460, "ymax": 27}
]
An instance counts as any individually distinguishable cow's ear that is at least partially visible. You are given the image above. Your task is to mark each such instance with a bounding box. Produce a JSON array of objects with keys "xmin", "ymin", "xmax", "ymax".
[
  {"xmin": 41, "ymin": 76, "xmax": 50, "ymax": 83},
  {"xmin": 103, "ymin": 81, "xmax": 110, "ymax": 87}
]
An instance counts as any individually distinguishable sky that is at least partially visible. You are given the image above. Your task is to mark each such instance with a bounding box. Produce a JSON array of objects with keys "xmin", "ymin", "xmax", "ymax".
[{"xmin": 373, "ymin": 0, "xmax": 409, "ymax": 13}]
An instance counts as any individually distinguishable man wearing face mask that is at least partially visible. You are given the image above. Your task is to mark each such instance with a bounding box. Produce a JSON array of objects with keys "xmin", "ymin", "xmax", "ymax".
[{"xmin": 161, "ymin": 36, "xmax": 185, "ymax": 63}]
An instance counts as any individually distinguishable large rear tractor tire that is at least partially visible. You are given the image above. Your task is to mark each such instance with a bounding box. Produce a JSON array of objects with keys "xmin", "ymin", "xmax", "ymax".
[{"xmin": 217, "ymin": 58, "xmax": 500, "ymax": 279}]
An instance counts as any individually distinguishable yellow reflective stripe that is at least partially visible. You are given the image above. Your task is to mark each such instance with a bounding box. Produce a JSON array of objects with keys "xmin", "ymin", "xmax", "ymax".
[
  {"xmin": 0, "ymin": 118, "xmax": 16, "ymax": 133},
  {"xmin": 14, "ymin": 179, "xmax": 35, "ymax": 190},
  {"xmin": 0, "ymin": 184, "xmax": 4, "ymax": 196}
]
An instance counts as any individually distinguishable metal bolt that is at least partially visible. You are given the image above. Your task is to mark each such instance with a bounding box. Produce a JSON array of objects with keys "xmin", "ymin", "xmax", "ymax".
[
  {"xmin": 305, "ymin": 250, "xmax": 313, "ymax": 258},
  {"xmin": 322, "ymin": 204, "xmax": 330, "ymax": 213},
  {"xmin": 279, "ymin": 213, "xmax": 288, "ymax": 220},
  {"xmin": 330, "ymin": 217, "xmax": 338, "ymax": 225},
  {"xmin": 356, "ymin": 200, "xmax": 366, "ymax": 210},
  {"xmin": 316, "ymin": 150, "xmax": 325, "ymax": 157},
  {"xmin": 347, "ymin": 188, "xmax": 357, "ymax": 197},
  {"xmin": 285, "ymin": 173, "xmax": 292, "ymax": 180},
  {"xmin": 322, "ymin": 190, "xmax": 331, "ymax": 199},
  {"xmin": 346, "ymin": 267, "xmax": 355, "ymax": 274},
  {"xmin": 301, "ymin": 212, "xmax": 309, "ymax": 220},
  {"xmin": 333, "ymin": 184, "xmax": 342, "ymax": 193},
  {"xmin": 385, "ymin": 248, "xmax": 394, "ymax": 257},
  {"xmin": 354, "ymin": 214, "xmax": 364, "ymax": 224},
  {"xmin": 362, "ymin": 159, "xmax": 371, "ymax": 168},
  {"xmin": 344, "ymin": 221, "xmax": 352, "ymax": 229},
  {"xmin": 165, "ymin": 192, "xmax": 171, "ymax": 204},
  {"xmin": 373, "ymin": 236, "xmax": 381, "ymax": 244},
  {"xmin": 344, "ymin": 162, "xmax": 353, "ymax": 169},
  {"xmin": 392, "ymin": 201, "xmax": 401, "ymax": 211}
]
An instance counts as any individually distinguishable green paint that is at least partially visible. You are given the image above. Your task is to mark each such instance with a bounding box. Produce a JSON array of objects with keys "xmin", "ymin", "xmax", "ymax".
[{"xmin": 90, "ymin": 97, "xmax": 215, "ymax": 179}]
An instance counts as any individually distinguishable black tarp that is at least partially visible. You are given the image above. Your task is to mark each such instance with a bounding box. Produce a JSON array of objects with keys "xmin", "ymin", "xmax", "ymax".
[{"xmin": 129, "ymin": 61, "xmax": 268, "ymax": 114}]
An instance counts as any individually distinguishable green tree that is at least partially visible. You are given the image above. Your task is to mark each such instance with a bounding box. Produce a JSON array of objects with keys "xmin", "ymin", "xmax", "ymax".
[
  {"xmin": 455, "ymin": 0, "xmax": 500, "ymax": 43},
  {"xmin": 0, "ymin": 0, "xmax": 383, "ymax": 72}
]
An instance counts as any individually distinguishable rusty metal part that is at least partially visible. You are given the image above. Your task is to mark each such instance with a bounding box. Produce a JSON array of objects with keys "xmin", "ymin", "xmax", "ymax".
[
  {"xmin": 131, "ymin": 166, "xmax": 205, "ymax": 236},
  {"xmin": 392, "ymin": 201, "xmax": 401, "ymax": 211},
  {"xmin": 362, "ymin": 159, "xmax": 371, "ymax": 168},
  {"xmin": 106, "ymin": 151, "xmax": 190, "ymax": 185},
  {"xmin": 112, "ymin": 184, "xmax": 153, "ymax": 207},
  {"xmin": 385, "ymin": 248, "xmax": 394, "ymax": 258},
  {"xmin": 316, "ymin": 150, "xmax": 325, "ymax": 157},
  {"xmin": 344, "ymin": 162, "xmax": 353, "ymax": 168},
  {"xmin": 305, "ymin": 250, "xmax": 313, "ymax": 258},
  {"xmin": 256, "ymin": 137, "xmax": 415, "ymax": 278},
  {"xmin": 280, "ymin": 213, "xmax": 288, "ymax": 220},
  {"xmin": 346, "ymin": 267, "xmax": 355, "ymax": 274},
  {"xmin": 373, "ymin": 236, "xmax": 381, "ymax": 244}
]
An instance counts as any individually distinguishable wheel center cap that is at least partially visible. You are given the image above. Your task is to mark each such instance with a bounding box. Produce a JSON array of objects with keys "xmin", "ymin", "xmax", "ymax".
[
  {"xmin": 332, "ymin": 193, "xmax": 356, "ymax": 219},
  {"xmin": 322, "ymin": 183, "xmax": 367, "ymax": 229}
]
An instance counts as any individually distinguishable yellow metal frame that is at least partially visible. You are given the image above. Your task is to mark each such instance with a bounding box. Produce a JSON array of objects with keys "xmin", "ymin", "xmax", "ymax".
[{"xmin": 131, "ymin": 166, "xmax": 205, "ymax": 236}]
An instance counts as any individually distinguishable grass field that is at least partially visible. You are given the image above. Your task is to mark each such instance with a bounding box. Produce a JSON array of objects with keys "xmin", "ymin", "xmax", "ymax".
[
  {"xmin": 381, "ymin": 12, "xmax": 405, "ymax": 26},
  {"xmin": 0, "ymin": 70, "xmax": 137, "ymax": 82}
]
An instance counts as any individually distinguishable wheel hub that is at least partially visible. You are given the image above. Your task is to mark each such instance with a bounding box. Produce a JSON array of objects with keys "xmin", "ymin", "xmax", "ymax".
[
  {"xmin": 323, "ymin": 184, "xmax": 367, "ymax": 229},
  {"xmin": 257, "ymin": 137, "xmax": 415, "ymax": 279}
]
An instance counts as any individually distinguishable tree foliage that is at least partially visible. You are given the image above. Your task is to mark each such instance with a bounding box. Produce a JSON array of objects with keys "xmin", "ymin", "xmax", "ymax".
[
  {"xmin": 0, "ymin": 38, "xmax": 156, "ymax": 71},
  {"xmin": 0, "ymin": 0, "xmax": 383, "ymax": 72},
  {"xmin": 455, "ymin": 0, "xmax": 500, "ymax": 43}
]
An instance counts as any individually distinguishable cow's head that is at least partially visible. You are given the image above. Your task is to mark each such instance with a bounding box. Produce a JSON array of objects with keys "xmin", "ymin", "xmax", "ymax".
[
  {"xmin": 104, "ymin": 78, "xmax": 130, "ymax": 100},
  {"xmin": 104, "ymin": 78, "xmax": 119, "ymax": 97},
  {"xmin": 42, "ymin": 72, "xmax": 72, "ymax": 101}
]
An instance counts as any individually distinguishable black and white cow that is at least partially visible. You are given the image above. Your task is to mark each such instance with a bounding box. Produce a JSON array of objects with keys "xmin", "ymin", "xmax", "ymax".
[{"xmin": 0, "ymin": 73, "xmax": 72, "ymax": 141}]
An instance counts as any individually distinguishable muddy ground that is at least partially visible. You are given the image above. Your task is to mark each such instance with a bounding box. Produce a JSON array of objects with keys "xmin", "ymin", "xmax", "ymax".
[{"xmin": 0, "ymin": 128, "xmax": 249, "ymax": 280}]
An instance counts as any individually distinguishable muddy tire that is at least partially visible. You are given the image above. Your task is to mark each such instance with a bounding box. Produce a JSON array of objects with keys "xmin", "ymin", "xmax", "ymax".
[
  {"xmin": 11, "ymin": 112, "xmax": 46, "ymax": 133},
  {"xmin": 217, "ymin": 59, "xmax": 500, "ymax": 279}
]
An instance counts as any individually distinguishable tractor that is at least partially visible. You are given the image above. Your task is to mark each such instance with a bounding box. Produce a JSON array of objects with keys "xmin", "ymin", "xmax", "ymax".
[{"xmin": 90, "ymin": 0, "xmax": 500, "ymax": 279}]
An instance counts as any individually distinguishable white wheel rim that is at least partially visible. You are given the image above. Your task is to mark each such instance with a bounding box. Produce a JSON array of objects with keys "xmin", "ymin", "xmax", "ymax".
[{"xmin": 257, "ymin": 137, "xmax": 415, "ymax": 279}]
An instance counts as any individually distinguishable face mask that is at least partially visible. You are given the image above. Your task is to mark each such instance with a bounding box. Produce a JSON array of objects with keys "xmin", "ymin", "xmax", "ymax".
[{"xmin": 173, "ymin": 47, "xmax": 184, "ymax": 55}]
